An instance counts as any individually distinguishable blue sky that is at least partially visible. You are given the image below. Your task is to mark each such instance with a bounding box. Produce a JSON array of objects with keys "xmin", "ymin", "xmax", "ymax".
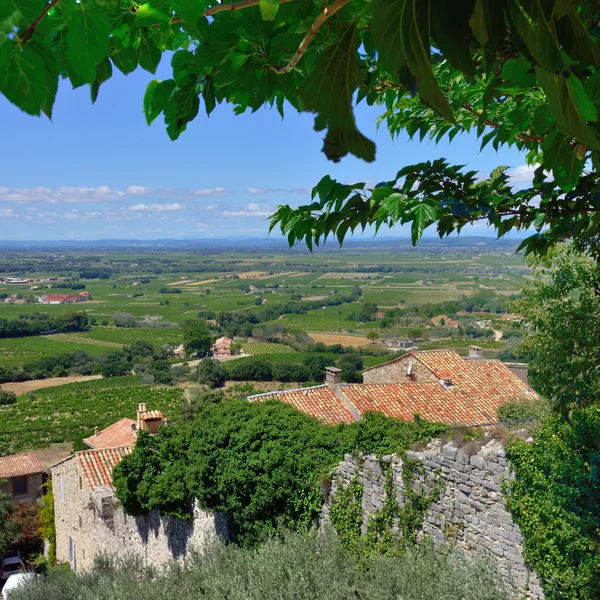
[{"xmin": 0, "ymin": 56, "xmax": 533, "ymax": 241}]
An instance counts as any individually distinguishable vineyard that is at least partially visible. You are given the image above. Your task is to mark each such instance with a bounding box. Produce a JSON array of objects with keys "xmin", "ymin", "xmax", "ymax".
[
  {"xmin": 242, "ymin": 343, "xmax": 296, "ymax": 356},
  {"xmin": 0, "ymin": 376, "xmax": 183, "ymax": 455}
]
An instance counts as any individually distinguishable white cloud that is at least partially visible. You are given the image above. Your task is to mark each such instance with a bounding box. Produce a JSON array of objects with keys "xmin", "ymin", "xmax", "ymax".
[
  {"xmin": 129, "ymin": 203, "xmax": 184, "ymax": 212},
  {"xmin": 245, "ymin": 187, "xmax": 310, "ymax": 195},
  {"xmin": 190, "ymin": 187, "xmax": 227, "ymax": 196},
  {"xmin": 144, "ymin": 228, "xmax": 161, "ymax": 233},
  {"xmin": 0, "ymin": 208, "xmax": 19, "ymax": 218},
  {"xmin": 222, "ymin": 203, "xmax": 273, "ymax": 217},
  {"xmin": 126, "ymin": 186, "xmax": 153, "ymax": 195},
  {"xmin": 507, "ymin": 164, "xmax": 539, "ymax": 183}
]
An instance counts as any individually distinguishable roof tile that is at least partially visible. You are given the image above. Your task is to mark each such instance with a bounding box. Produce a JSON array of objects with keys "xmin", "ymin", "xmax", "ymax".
[
  {"xmin": 0, "ymin": 452, "xmax": 43, "ymax": 478},
  {"xmin": 76, "ymin": 446, "xmax": 132, "ymax": 491},
  {"xmin": 82, "ymin": 418, "xmax": 137, "ymax": 450}
]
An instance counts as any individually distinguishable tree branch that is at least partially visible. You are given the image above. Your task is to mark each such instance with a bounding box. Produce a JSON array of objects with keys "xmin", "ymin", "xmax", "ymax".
[
  {"xmin": 17, "ymin": 0, "xmax": 60, "ymax": 44},
  {"xmin": 267, "ymin": 0, "xmax": 352, "ymax": 75},
  {"xmin": 170, "ymin": 0, "xmax": 296, "ymax": 24}
]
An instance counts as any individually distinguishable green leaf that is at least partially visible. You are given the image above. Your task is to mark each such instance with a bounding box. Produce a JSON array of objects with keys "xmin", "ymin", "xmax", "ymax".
[
  {"xmin": 507, "ymin": 0, "xmax": 568, "ymax": 72},
  {"xmin": 164, "ymin": 78, "xmax": 200, "ymax": 140},
  {"xmin": 469, "ymin": 0, "xmax": 505, "ymax": 49},
  {"xmin": 66, "ymin": 4, "xmax": 111, "ymax": 83},
  {"xmin": 144, "ymin": 78, "xmax": 176, "ymax": 125},
  {"xmin": 91, "ymin": 55, "xmax": 113, "ymax": 104},
  {"xmin": 172, "ymin": 0, "xmax": 209, "ymax": 25},
  {"xmin": 0, "ymin": 43, "xmax": 46, "ymax": 115},
  {"xmin": 135, "ymin": 2, "xmax": 170, "ymax": 27},
  {"xmin": 407, "ymin": 200, "xmax": 437, "ymax": 245},
  {"xmin": 297, "ymin": 24, "xmax": 375, "ymax": 163},
  {"xmin": 542, "ymin": 131, "xmax": 585, "ymax": 192},
  {"xmin": 29, "ymin": 39, "xmax": 58, "ymax": 119},
  {"xmin": 537, "ymin": 68, "xmax": 600, "ymax": 150},
  {"xmin": 0, "ymin": 0, "xmax": 43, "ymax": 27},
  {"xmin": 259, "ymin": 0, "xmax": 279, "ymax": 20},
  {"xmin": 139, "ymin": 38, "xmax": 162, "ymax": 74},
  {"xmin": 372, "ymin": 0, "xmax": 455, "ymax": 123},
  {"xmin": 555, "ymin": 10, "xmax": 600, "ymax": 70}
]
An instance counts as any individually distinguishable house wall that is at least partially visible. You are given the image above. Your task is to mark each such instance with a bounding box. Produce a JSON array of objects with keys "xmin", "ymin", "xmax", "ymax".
[
  {"xmin": 0, "ymin": 472, "xmax": 44, "ymax": 502},
  {"xmin": 362, "ymin": 355, "xmax": 436, "ymax": 384},
  {"xmin": 321, "ymin": 441, "xmax": 543, "ymax": 599},
  {"xmin": 51, "ymin": 459, "xmax": 230, "ymax": 572}
]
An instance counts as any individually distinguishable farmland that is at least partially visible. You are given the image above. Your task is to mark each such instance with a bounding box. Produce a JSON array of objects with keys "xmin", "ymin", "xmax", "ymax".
[
  {"xmin": 0, "ymin": 376, "xmax": 183, "ymax": 454},
  {"xmin": 242, "ymin": 342, "xmax": 296, "ymax": 355}
]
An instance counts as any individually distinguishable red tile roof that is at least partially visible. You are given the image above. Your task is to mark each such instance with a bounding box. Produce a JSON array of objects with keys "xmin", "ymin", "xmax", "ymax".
[
  {"xmin": 82, "ymin": 418, "xmax": 137, "ymax": 450},
  {"xmin": 140, "ymin": 410, "xmax": 163, "ymax": 421},
  {"xmin": 0, "ymin": 452, "xmax": 43, "ymax": 478},
  {"xmin": 248, "ymin": 385, "xmax": 356, "ymax": 425},
  {"xmin": 77, "ymin": 446, "xmax": 132, "ymax": 491},
  {"xmin": 249, "ymin": 351, "xmax": 537, "ymax": 427}
]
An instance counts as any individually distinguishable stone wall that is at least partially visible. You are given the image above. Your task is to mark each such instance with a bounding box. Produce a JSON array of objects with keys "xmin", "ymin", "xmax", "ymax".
[
  {"xmin": 321, "ymin": 440, "xmax": 543, "ymax": 600},
  {"xmin": 0, "ymin": 472, "xmax": 44, "ymax": 502},
  {"xmin": 362, "ymin": 355, "xmax": 436, "ymax": 384},
  {"xmin": 52, "ymin": 457, "xmax": 230, "ymax": 572}
]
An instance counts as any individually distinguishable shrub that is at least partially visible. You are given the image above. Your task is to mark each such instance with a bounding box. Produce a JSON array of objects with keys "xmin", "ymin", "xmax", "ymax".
[
  {"xmin": 196, "ymin": 358, "xmax": 225, "ymax": 388},
  {"xmin": 13, "ymin": 531, "xmax": 509, "ymax": 600},
  {"xmin": 497, "ymin": 398, "xmax": 551, "ymax": 423},
  {"xmin": 0, "ymin": 390, "xmax": 16, "ymax": 406},
  {"xmin": 226, "ymin": 358, "xmax": 273, "ymax": 382}
]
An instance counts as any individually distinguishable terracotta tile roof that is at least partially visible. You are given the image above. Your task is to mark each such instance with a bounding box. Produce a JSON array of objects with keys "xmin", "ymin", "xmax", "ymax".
[
  {"xmin": 82, "ymin": 418, "xmax": 137, "ymax": 450},
  {"xmin": 77, "ymin": 446, "xmax": 132, "ymax": 491},
  {"xmin": 0, "ymin": 452, "xmax": 43, "ymax": 478},
  {"xmin": 249, "ymin": 351, "xmax": 538, "ymax": 427},
  {"xmin": 248, "ymin": 385, "xmax": 355, "ymax": 425},
  {"xmin": 140, "ymin": 410, "xmax": 163, "ymax": 421}
]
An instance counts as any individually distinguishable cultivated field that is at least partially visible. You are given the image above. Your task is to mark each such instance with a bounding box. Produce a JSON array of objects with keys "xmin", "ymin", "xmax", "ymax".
[
  {"xmin": 308, "ymin": 333, "xmax": 371, "ymax": 347},
  {"xmin": 242, "ymin": 342, "xmax": 296, "ymax": 355}
]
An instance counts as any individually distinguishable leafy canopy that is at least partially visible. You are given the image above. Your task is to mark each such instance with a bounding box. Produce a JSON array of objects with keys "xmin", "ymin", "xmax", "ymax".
[{"xmin": 5, "ymin": 1, "xmax": 600, "ymax": 255}]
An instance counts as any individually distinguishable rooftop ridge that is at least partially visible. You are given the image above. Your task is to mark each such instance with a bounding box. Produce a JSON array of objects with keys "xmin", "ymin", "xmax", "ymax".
[{"xmin": 247, "ymin": 384, "xmax": 329, "ymax": 400}]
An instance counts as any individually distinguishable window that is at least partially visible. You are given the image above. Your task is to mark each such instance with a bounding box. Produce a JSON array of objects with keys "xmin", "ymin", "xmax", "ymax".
[
  {"xmin": 60, "ymin": 475, "xmax": 65, "ymax": 503},
  {"xmin": 12, "ymin": 476, "xmax": 27, "ymax": 496},
  {"xmin": 78, "ymin": 515, "xmax": 82, "ymax": 528}
]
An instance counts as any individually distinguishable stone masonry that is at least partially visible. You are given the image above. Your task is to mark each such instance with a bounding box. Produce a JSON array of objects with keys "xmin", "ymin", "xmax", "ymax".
[
  {"xmin": 362, "ymin": 354, "xmax": 437, "ymax": 384},
  {"xmin": 52, "ymin": 453, "xmax": 231, "ymax": 572},
  {"xmin": 321, "ymin": 440, "xmax": 544, "ymax": 600}
]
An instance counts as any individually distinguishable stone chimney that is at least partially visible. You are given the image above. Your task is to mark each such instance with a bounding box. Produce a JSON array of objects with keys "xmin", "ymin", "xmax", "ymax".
[
  {"xmin": 94, "ymin": 426, "xmax": 99, "ymax": 437},
  {"xmin": 325, "ymin": 366, "xmax": 342, "ymax": 386},
  {"xmin": 468, "ymin": 345, "xmax": 484, "ymax": 359},
  {"xmin": 136, "ymin": 403, "xmax": 147, "ymax": 429}
]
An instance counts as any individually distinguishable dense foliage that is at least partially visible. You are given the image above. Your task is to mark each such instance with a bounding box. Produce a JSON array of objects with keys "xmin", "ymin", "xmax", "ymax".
[
  {"xmin": 505, "ymin": 406, "xmax": 600, "ymax": 600},
  {"xmin": 511, "ymin": 246, "xmax": 600, "ymax": 414},
  {"xmin": 0, "ymin": 312, "xmax": 89, "ymax": 339},
  {"xmin": 114, "ymin": 400, "xmax": 446, "ymax": 546},
  {"xmin": 13, "ymin": 530, "xmax": 509, "ymax": 600},
  {"xmin": 183, "ymin": 319, "xmax": 211, "ymax": 356}
]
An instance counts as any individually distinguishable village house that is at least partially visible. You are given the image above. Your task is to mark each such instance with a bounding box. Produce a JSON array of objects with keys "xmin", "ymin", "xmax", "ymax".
[
  {"xmin": 431, "ymin": 314, "xmax": 459, "ymax": 329},
  {"xmin": 248, "ymin": 347, "xmax": 537, "ymax": 427},
  {"xmin": 51, "ymin": 406, "xmax": 228, "ymax": 571},
  {"xmin": 38, "ymin": 291, "xmax": 89, "ymax": 304},
  {"xmin": 0, "ymin": 452, "xmax": 45, "ymax": 502},
  {"xmin": 82, "ymin": 404, "xmax": 164, "ymax": 450},
  {"xmin": 212, "ymin": 336, "xmax": 232, "ymax": 357}
]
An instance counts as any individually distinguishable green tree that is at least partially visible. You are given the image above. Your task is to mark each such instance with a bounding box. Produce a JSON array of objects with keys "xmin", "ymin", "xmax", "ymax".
[
  {"xmin": 366, "ymin": 330, "xmax": 379, "ymax": 342},
  {"xmin": 0, "ymin": 487, "xmax": 18, "ymax": 553},
  {"xmin": 183, "ymin": 320, "xmax": 211, "ymax": 356},
  {"xmin": 5, "ymin": 2, "xmax": 600, "ymax": 258},
  {"xmin": 196, "ymin": 358, "xmax": 225, "ymax": 388},
  {"xmin": 511, "ymin": 246, "xmax": 600, "ymax": 414}
]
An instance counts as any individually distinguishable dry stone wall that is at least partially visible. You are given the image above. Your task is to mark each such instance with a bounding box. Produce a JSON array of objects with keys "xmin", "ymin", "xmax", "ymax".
[{"xmin": 321, "ymin": 440, "xmax": 543, "ymax": 600}]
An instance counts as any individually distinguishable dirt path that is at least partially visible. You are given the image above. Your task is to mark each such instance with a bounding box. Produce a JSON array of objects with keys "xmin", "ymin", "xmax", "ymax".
[
  {"xmin": 494, "ymin": 330, "xmax": 504, "ymax": 342},
  {"xmin": 0, "ymin": 375, "xmax": 102, "ymax": 395}
]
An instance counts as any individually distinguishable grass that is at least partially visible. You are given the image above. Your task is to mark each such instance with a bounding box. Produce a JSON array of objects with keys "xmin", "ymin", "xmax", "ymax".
[
  {"xmin": 0, "ymin": 377, "xmax": 183, "ymax": 453},
  {"xmin": 242, "ymin": 342, "xmax": 296, "ymax": 355}
]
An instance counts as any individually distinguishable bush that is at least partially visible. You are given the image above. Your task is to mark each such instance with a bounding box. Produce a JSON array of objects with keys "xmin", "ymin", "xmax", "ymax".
[
  {"xmin": 113, "ymin": 401, "xmax": 447, "ymax": 547},
  {"xmin": 497, "ymin": 399, "xmax": 551, "ymax": 423},
  {"xmin": 226, "ymin": 358, "xmax": 273, "ymax": 382},
  {"xmin": 0, "ymin": 390, "xmax": 16, "ymax": 405},
  {"xmin": 505, "ymin": 406, "xmax": 600, "ymax": 599},
  {"xmin": 113, "ymin": 312, "xmax": 137, "ymax": 328},
  {"xmin": 13, "ymin": 531, "xmax": 509, "ymax": 600},
  {"xmin": 271, "ymin": 363, "xmax": 310, "ymax": 383}
]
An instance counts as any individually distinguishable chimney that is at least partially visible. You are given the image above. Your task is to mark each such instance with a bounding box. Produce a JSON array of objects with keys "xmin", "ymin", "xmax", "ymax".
[
  {"xmin": 94, "ymin": 426, "xmax": 99, "ymax": 437},
  {"xmin": 137, "ymin": 402, "xmax": 147, "ymax": 429},
  {"xmin": 468, "ymin": 345, "xmax": 484, "ymax": 359},
  {"xmin": 325, "ymin": 366, "xmax": 342, "ymax": 385}
]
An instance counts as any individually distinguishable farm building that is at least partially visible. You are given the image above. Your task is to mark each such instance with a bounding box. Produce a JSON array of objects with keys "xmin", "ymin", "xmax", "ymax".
[
  {"xmin": 0, "ymin": 452, "xmax": 45, "ymax": 502},
  {"xmin": 38, "ymin": 292, "xmax": 88, "ymax": 304},
  {"xmin": 431, "ymin": 314, "xmax": 459, "ymax": 328},
  {"xmin": 248, "ymin": 347, "xmax": 537, "ymax": 427},
  {"xmin": 212, "ymin": 336, "xmax": 232, "ymax": 357}
]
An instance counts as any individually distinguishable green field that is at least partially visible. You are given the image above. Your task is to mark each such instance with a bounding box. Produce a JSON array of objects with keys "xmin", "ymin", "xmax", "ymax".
[
  {"xmin": 0, "ymin": 377, "xmax": 183, "ymax": 453},
  {"xmin": 242, "ymin": 342, "xmax": 296, "ymax": 355}
]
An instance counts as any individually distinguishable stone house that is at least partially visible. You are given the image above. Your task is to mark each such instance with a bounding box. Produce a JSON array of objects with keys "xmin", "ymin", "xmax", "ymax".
[
  {"xmin": 0, "ymin": 452, "xmax": 45, "ymax": 502},
  {"xmin": 431, "ymin": 314, "xmax": 459, "ymax": 328},
  {"xmin": 212, "ymin": 336, "xmax": 232, "ymax": 357},
  {"xmin": 51, "ymin": 446, "xmax": 229, "ymax": 572},
  {"xmin": 249, "ymin": 348, "xmax": 537, "ymax": 427}
]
